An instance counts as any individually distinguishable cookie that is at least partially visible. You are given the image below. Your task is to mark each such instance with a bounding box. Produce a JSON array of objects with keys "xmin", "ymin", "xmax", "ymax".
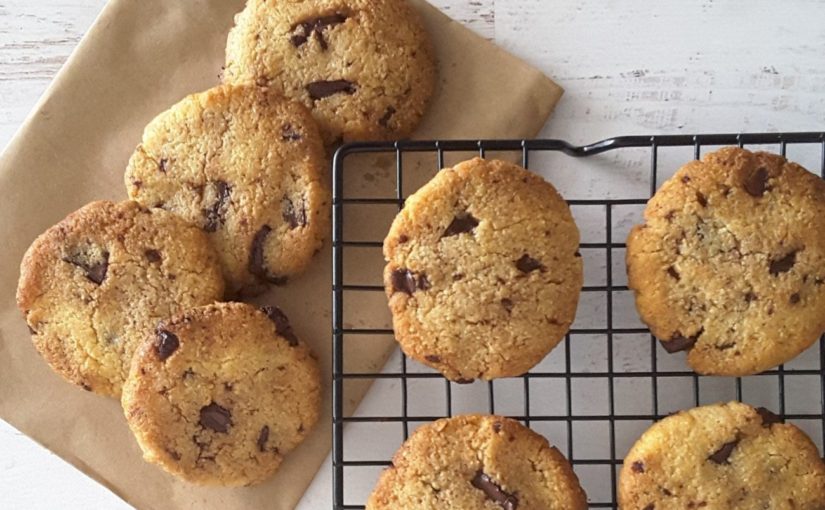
[
  {"xmin": 121, "ymin": 302, "xmax": 321, "ymax": 486},
  {"xmin": 383, "ymin": 158, "xmax": 582, "ymax": 381},
  {"xmin": 125, "ymin": 83, "xmax": 329, "ymax": 295},
  {"xmin": 619, "ymin": 401, "xmax": 825, "ymax": 509},
  {"xmin": 367, "ymin": 415, "xmax": 587, "ymax": 510},
  {"xmin": 627, "ymin": 147, "xmax": 825, "ymax": 375},
  {"xmin": 16, "ymin": 200, "xmax": 224, "ymax": 397},
  {"xmin": 223, "ymin": 0, "xmax": 437, "ymax": 146}
]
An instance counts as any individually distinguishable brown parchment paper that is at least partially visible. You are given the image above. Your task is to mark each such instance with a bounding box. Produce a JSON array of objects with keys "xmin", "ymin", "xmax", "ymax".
[{"xmin": 0, "ymin": 0, "xmax": 562, "ymax": 508}]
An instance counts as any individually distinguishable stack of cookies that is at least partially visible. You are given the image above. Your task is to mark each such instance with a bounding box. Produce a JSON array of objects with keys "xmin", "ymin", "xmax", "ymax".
[{"xmin": 17, "ymin": 0, "xmax": 437, "ymax": 487}]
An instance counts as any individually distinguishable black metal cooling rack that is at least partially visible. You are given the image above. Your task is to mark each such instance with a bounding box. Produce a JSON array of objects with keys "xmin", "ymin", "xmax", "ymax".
[{"xmin": 331, "ymin": 132, "xmax": 825, "ymax": 509}]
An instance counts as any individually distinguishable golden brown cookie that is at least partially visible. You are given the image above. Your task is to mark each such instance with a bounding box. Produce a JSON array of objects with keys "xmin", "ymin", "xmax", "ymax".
[
  {"xmin": 383, "ymin": 158, "xmax": 582, "ymax": 382},
  {"xmin": 16, "ymin": 200, "xmax": 224, "ymax": 397},
  {"xmin": 367, "ymin": 415, "xmax": 588, "ymax": 510},
  {"xmin": 619, "ymin": 401, "xmax": 825, "ymax": 509},
  {"xmin": 224, "ymin": 0, "xmax": 437, "ymax": 146},
  {"xmin": 627, "ymin": 147, "xmax": 825, "ymax": 375},
  {"xmin": 121, "ymin": 302, "xmax": 321, "ymax": 486},
  {"xmin": 125, "ymin": 83, "xmax": 329, "ymax": 295}
]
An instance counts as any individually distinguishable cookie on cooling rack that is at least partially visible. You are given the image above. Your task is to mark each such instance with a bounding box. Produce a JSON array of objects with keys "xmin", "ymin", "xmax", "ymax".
[
  {"xmin": 367, "ymin": 415, "xmax": 587, "ymax": 510},
  {"xmin": 121, "ymin": 302, "xmax": 321, "ymax": 486},
  {"xmin": 16, "ymin": 200, "xmax": 224, "ymax": 397},
  {"xmin": 627, "ymin": 147, "xmax": 825, "ymax": 376},
  {"xmin": 619, "ymin": 401, "xmax": 825, "ymax": 509},
  {"xmin": 383, "ymin": 157, "xmax": 583, "ymax": 382},
  {"xmin": 125, "ymin": 83, "xmax": 329, "ymax": 295},
  {"xmin": 223, "ymin": 0, "xmax": 437, "ymax": 146}
]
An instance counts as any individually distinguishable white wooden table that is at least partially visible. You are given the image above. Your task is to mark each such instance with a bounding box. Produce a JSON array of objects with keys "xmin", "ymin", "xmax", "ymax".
[{"xmin": 3, "ymin": 0, "xmax": 825, "ymax": 508}]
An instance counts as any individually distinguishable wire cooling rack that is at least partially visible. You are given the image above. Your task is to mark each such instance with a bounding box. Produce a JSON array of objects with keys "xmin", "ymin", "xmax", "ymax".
[{"xmin": 331, "ymin": 132, "xmax": 825, "ymax": 509}]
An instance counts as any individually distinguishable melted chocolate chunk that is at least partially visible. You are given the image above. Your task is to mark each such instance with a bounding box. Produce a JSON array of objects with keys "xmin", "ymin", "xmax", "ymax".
[
  {"xmin": 248, "ymin": 226, "xmax": 286, "ymax": 284},
  {"xmin": 661, "ymin": 329, "xmax": 703, "ymax": 353},
  {"xmin": 390, "ymin": 269, "xmax": 429, "ymax": 294},
  {"xmin": 744, "ymin": 292, "xmax": 757, "ymax": 303},
  {"xmin": 425, "ymin": 354, "xmax": 441, "ymax": 363},
  {"xmin": 756, "ymin": 407, "xmax": 782, "ymax": 427},
  {"xmin": 282, "ymin": 197, "xmax": 308, "ymax": 229},
  {"xmin": 257, "ymin": 425, "xmax": 270, "ymax": 452},
  {"xmin": 378, "ymin": 106, "xmax": 397, "ymax": 128},
  {"xmin": 282, "ymin": 124, "xmax": 302, "ymax": 141},
  {"xmin": 696, "ymin": 191, "xmax": 708, "ymax": 207},
  {"xmin": 667, "ymin": 266, "xmax": 680, "ymax": 280},
  {"xmin": 63, "ymin": 251, "xmax": 110, "ymax": 285},
  {"xmin": 443, "ymin": 212, "xmax": 479, "ymax": 237},
  {"xmin": 398, "ymin": 234, "xmax": 409, "ymax": 244},
  {"xmin": 631, "ymin": 461, "xmax": 645, "ymax": 473},
  {"xmin": 744, "ymin": 166, "xmax": 769, "ymax": 197},
  {"xmin": 471, "ymin": 471, "xmax": 518, "ymax": 510},
  {"xmin": 155, "ymin": 329, "xmax": 180, "ymax": 361},
  {"xmin": 261, "ymin": 306, "xmax": 299, "ymax": 346},
  {"xmin": 145, "ymin": 249, "xmax": 162, "ymax": 263},
  {"xmin": 203, "ymin": 180, "xmax": 231, "ymax": 233},
  {"xmin": 708, "ymin": 439, "xmax": 739, "ymax": 464},
  {"xmin": 290, "ymin": 13, "xmax": 347, "ymax": 49},
  {"xmin": 306, "ymin": 80, "xmax": 357, "ymax": 100},
  {"xmin": 199, "ymin": 403, "xmax": 232, "ymax": 433},
  {"xmin": 769, "ymin": 251, "xmax": 797, "ymax": 275},
  {"xmin": 515, "ymin": 254, "xmax": 544, "ymax": 274}
]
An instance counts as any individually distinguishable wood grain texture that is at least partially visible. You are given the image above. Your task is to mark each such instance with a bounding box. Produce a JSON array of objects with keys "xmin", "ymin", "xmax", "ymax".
[{"xmin": 3, "ymin": 0, "xmax": 825, "ymax": 509}]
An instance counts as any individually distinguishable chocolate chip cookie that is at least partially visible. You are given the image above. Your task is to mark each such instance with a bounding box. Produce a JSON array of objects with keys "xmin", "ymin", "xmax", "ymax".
[
  {"xmin": 16, "ymin": 200, "xmax": 224, "ymax": 397},
  {"xmin": 627, "ymin": 147, "xmax": 825, "ymax": 375},
  {"xmin": 619, "ymin": 401, "xmax": 825, "ymax": 509},
  {"xmin": 367, "ymin": 415, "xmax": 587, "ymax": 510},
  {"xmin": 383, "ymin": 158, "xmax": 583, "ymax": 381},
  {"xmin": 223, "ymin": 0, "xmax": 437, "ymax": 146},
  {"xmin": 121, "ymin": 302, "xmax": 321, "ymax": 486},
  {"xmin": 125, "ymin": 83, "xmax": 329, "ymax": 295}
]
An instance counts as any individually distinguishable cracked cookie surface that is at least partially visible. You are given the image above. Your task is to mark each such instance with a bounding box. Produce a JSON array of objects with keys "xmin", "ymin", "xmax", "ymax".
[
  {"xmin": 619, "ymin": 401, "xmax": 825, "ymax": 509},
  {"xmin": 223, "ymin": 0, "xmax": 437, "ymax": 146},
  {"xmin": 383, "ymin": 158, "xmax": 582, "ymax": 381},
  {"xmin": 367, "ymin": 415, "xmax": 587, "ymax": 510},
  {"xmin": 125, "ymin": 83, "xmax": 329, "ymax": 295},
  {"xmin": 627, "ymin": 147, "xmax": 825, "ymax": 375},
  {"xmin": 121, "ymin": 302, "xmax": 321, "ymax": 486},
  {"xmin": 16, "ymin": 200, "xmax": 224, "ymax": 397}
]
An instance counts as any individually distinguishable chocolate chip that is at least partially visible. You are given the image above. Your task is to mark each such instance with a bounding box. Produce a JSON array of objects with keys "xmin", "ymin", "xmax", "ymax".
[
  {"xmin": 708, "ymin": 439, "xmax": 739, "ymax": 464},
  {"xmin": 492, "ymin": 421, "xmax": 502, "ymax": 433},
  {"xmin": 378, "ymin": 106, "xmax": 397, "ymax": 127},
  {"xmin": 257, "ymin": 425, "xmax": 270, "ymax": 452},
  {"xmin": 203, "ymin": 180, "xmax": 231, "ymax": 233},
  {"xmin": 249, "ymin": 225, "xmax": 286, "ymax": 284},
  {"xmin": 471, "ymin": 471, "xmax": 518, "ymax": 510},
  {"xmin": 681, "ymin": 175, "xmax": 691, "ymax": 183},
  {"xmin": 744, "ymin": 166, "xmax": 769, "ymax": 197},
  {"xmin": 306, "ymin": 80, "xmax": 357, "ymax": 100},
  {"xmin": 158, "ymin": 158, "xmax": 168, "ymax": 173},
  {"xmin": 455, "ymin": 378, "xmax": 474, "ymax": 384},
  {"xmin": 515, "ymin": 254, "xmax": 544, "ymax": 273},
  {"xmin": 790, "ymin": 292, "xmax": 801, "ymax": 304},
  {"xmin": 145, "ymin": 249, "xmax": 162, "ymax": 263},
  {"xmin": 155, "ymin": 329, "xmax": 179, "ymax": 361},
  {"xmin": 183, "ymin": 368, "xmax": 195, "ymax": 379},
  {"xmin": 290, "ymin": 13, "xmax": 347, "ymax": 49},
  {"xmin": 443, "ymin": 212, "xmax": 479, "ymax": 237},
  {"xmin": 716, "ymin": 342, "xmax": 736, "ymax": 351},
  {"xmin": 260, "ymin": 306, "xmax": 299, "ymax": 346},
  {"xmin": 756, "ymin": 407, "xmax": 782, "ymax": 427},
  {"xmin": 425, "ymin": 354, "xmax": 441, "ymax": 363},
  {"xmin": 199, "ymin": 402, "xmax": 232, "ymax": 433},
  {"xmin": 391, "ymin": 269, "xmax": 429, "ymax": 294},
  {"xmin": 769, "ymin": 251, "xmax": 797, "ymax": 275},
  {"xmin": 744, "ymin": 292, "xmax": 757, "ymax": 303},
  {"xmin": 643, "ymin": 505, "xmax": 655, "ymax": 510},
  {"xmin": 27, "ymin": 324, "xmax": 37, "ymax": 335},
  {"xmin": 63, "ymin": 251, "xmax": 110, "ymax": 285},
  {"xmin": 631, "ymin": 461, "xmax": 645, "ymax": 473},
  {"xmin": 501, "ymin": 298, "xmax": 514, "ymax": 313},
  {"xmin": 81, "ymin": 382, "xmax": 92, "ymax": 392},
  {"xmin": 282, "ymin": 197, "xmax": 308, "ymax": 229},
  {"xmin": 398, "ymin": 235, "xmax": 409, "ymax": 244},
  {"xmin": 661, "ymin": 329, "xmax": 703, "ymax": 353},
  {"xmin": 282, "ymin": 124, "xmax": 302, "ymax": 141},
  {"xmin": 696, "ymin": 191, "xmax": 708, "ymax": 207},
  {"xmin": 667, "ymin": 266, "xmax": 680, "ymax": 280}
]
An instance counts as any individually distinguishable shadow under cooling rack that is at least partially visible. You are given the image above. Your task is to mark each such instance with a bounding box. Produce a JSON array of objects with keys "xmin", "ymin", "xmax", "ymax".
[{"xmin": 331, "ymin": 132, "xmax": 825, "ymax": 509}]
